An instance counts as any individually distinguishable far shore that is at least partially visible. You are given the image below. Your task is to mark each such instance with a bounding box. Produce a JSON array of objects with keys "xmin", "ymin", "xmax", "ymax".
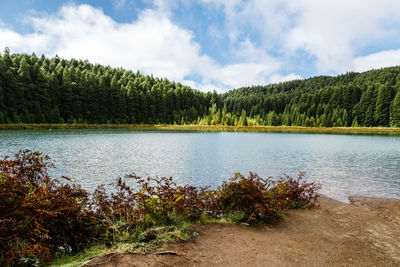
[{"xmin": 1, "ymin": 123, "xmax": 400, "ymax": 135}]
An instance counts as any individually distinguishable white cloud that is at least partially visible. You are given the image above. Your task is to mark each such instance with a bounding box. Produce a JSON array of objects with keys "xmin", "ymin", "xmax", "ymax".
[
  {"xmin": 235, "ymin": 38, "xmax": 279, "ymax": 64},
  {"xmin": 2, "ymin": 1, "xmax": 398, "ymax": 91},
  {"xmin": 205, "ymin": 63, "xmax": 280, "ymax": 89},
  {"xmin": 269, "ymin": 73, "xmax": 302, "ymax": 84},
  {"xmin": 0, "ymin": 28, "xmax": 50, "ymax": 54},
  {"xmin": 201, "ymin": 38, "xmax": 283, "ymax": 88},
  {"xmin": 24, "ymin": 4, "xmax": 200, "ymax": 81},
  {"xmin": 283, "ymin": 0, "xmax": 400, "ymax": 73},
  {"xmin": 0, "ymin": 3, "xmax": 288, "ymax": 92},
  {"xmin": 183, "ymin": 80, "xmax": 221, "ymax": 93},
  {"xmin": 352, "ymin": 49, "xmax": 400, "ymax": 72},
  {"xmin": 202, "ymin": 0, "xmax": 400, "ymax": 75}
]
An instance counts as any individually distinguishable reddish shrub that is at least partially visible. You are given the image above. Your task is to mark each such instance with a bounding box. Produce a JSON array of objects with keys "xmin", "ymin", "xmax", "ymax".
[
  {"xmin": 276, "ymin": 173, "xmax": 321, "ymax": 209},
  {"xmin": 214, "ymin": 172, "xmax": 281, "ymax": 223},
  {"xmin": 93, "ymin": 174, "xmax": 213, "ymax": 229},
  {"xmin": 0, "ymin": 150, "xmax": 100, "ymax": 266},
  {"xmin": 214, "ymin": 172, "xmax": 320, "ymax": 223},
  {"xmin": 126, "ymin": 175, "xmax": 212, "ymax": 221},
  {"xmin": 0, "ymin": 150, "xmax": 321, "ymax": 265}
]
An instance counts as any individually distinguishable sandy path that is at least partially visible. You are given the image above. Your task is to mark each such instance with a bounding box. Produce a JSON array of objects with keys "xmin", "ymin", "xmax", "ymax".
[{"xmin": 86, "ymin": 196, "xmax": 400, "ymax": 267}]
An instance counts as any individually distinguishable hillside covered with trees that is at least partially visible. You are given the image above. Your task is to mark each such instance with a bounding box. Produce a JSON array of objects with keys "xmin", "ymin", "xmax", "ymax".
[{"xmin": 1, "ymin": 50, "xmax": 400, "ymax": 127}]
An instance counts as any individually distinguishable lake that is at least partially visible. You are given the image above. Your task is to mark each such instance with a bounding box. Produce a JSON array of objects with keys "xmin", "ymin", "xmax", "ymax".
[{"xmin": 0, "ymin": 130, "xmax": 399, "ymax": 202}]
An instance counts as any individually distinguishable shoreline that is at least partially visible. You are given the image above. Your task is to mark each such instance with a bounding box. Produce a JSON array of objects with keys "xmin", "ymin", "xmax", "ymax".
[
  {"xmin": 83, "ymin": 195, "xmax": 400, "ymax": 267},
  {"xmin": 321, "ymin": 193, "xmax": 400, "ymax": 204},
  {"xmin": 1, "ymin": 123, "xmax": 400, "ymax": 135}
]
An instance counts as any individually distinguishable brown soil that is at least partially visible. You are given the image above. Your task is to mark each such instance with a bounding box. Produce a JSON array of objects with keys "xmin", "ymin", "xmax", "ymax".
[{"xmin": 85, "ymin": 196, "xmax": 400, "ymax": 267}]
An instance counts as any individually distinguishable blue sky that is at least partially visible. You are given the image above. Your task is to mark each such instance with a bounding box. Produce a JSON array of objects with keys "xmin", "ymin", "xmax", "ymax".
[{"xmin": 1, "ymin": 0, "xmax": 400, "ymax": 92}]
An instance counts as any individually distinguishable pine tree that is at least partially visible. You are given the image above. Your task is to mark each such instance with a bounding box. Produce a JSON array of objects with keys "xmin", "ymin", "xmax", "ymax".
[
  {"xmin": 365, "ymin": 105, "xmax": 375, "ymax": 127},
  {"xmin": 351, "ymin": 117, "xmax": 359, "ymax": 127},
  {"xmin": 48, "ymin": 106, "xmax": 61, "ymax": 123},
  {"xmin": 374, "ymin": 84, "xmax": 392, "ymax": 126},
  {"xmin": 221, "ymin": 104, "xmax": 227, "ymax": 125},
  {"xmin": 390, "ymin": 89, "xmax": 400, "ymax": 127},
  {"xmin": 238, "ymin": 109, "xmax": 247, "ymax": 126},
  {"xmin": 60, "ymin": 67, "xmax": 73, "ymax": 122},
  {"xmin": 267, "ymin": 111, "xmax": 278, "ymax": 126},
  {"xmin": 342, "ymin": 109, "xmax": 349, "ymax": 127}
]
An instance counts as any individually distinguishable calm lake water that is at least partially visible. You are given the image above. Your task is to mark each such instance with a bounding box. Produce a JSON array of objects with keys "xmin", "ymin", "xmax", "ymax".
[{"xmin": 1, "ymin": 130, "xmax": 399, "ymax": 202}]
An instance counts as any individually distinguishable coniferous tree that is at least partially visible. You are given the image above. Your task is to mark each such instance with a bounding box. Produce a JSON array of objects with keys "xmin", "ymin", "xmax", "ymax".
[
  {"xmin": 0, "ymin": 52, "xmax": 399, "ymax": 127},
  {"xmin": 48, "ymin": 106, "xmax": 61, "ymax": 123},
  {"xmin": 374, "ymin": 84, "xmax": 392, "ymax": 126},
  {"xmin": 390, "ymin": 89, "xmax": 400, "ymax": 127},
  {"xmin": 238, "ymin": 109, "xmax": 247, "ymax": 126}
]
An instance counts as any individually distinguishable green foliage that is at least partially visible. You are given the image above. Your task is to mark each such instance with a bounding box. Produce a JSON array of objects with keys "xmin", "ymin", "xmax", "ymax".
[
  {"xmin": 0, "ymin": 53, "xmax": 210, "ymax": 125},
  {"xmin": 48, "ymin": 106, "xmax": 61, "ymax": 123},
  {"xmin": 390, "ymin": 89, "xmax": 400, "ymax": 127},
  {"xmin": 222, "ymin": 69, "xmax": 400, "ymax": 127},
  {"xmin": 238, "ymin": 109, "xmax": 248, "ymax": 126},
  {"xmin": 1, "ymin": 52, "xmax": 399, "ymax": 128},
  {"xmin": 375, "ymin": 84, "xmax": 392, "ymax": 126}
]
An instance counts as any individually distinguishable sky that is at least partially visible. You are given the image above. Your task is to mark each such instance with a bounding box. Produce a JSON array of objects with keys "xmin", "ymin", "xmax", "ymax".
[{"xmin": 1, "ymin": 0, "xmax": 400, "ymax": 92}]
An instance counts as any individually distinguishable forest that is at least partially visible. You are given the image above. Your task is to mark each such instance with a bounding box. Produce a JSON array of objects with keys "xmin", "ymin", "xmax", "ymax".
[{"xmin": 1, "ymin": 49, "xmax": 400, "ymax": 127}]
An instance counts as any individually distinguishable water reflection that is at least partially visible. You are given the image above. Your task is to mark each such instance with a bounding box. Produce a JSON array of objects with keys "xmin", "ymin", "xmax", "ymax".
[{"xmin": 0, "ymin": 130, "xmax": 399, "ymax": 202}]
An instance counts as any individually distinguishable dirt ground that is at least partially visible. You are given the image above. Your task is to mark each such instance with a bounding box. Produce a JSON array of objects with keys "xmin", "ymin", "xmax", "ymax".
[{"xmin": 85, "ymin": 196, "xmax": 400, "ymax": 267}]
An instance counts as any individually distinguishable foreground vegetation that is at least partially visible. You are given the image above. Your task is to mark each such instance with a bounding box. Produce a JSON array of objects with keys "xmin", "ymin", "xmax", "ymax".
[
  {"xmin": 1, "ymin": 50, "xmax": 400, "ymax": 127},
  {"xmin": 0, "ymin": 150, "xmax": 320, "ymax": 266}
]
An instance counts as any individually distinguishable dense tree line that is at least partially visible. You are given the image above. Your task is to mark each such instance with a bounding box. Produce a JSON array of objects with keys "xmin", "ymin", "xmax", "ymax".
[
  {"xmin": 221, "ymin": 68, "xmax": 400, "ymax": 127},
  {"xmin": 0, "ymin": 49, "xmax": 212, "ymax": 124},
  {"xmin": 1, "ymin": 50, "xmax": 400, "ymax": 127}
]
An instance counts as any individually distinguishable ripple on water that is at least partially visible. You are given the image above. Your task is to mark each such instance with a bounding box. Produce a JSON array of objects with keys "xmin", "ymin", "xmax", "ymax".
[{"xmin": 0, "ymin": 130, "xmax": 399, "ymax": 202}]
